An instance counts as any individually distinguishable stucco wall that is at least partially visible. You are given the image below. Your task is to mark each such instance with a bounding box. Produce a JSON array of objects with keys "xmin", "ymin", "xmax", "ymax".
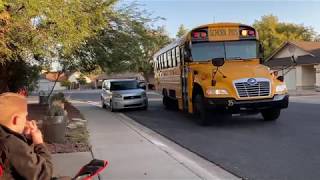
[
  {"xmin": 314, "ymin": 65, "xmax": 320, "ymax": 91},
  {"xmin": 68, "ymin": 72, "xmax": 92, "ymax": 83},
  {"xmin": 37, "ymin": 79, "xmax": 66, "ymax": 92},
  {"xmin": 296, "ymin": 65, "xmax": 315, "ymax": 89}
]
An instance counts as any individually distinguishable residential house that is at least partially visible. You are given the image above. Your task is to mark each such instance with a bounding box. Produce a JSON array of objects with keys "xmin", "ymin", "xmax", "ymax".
[
  {"xmin": 37, "ymin": 72, "xmax": 67, "ymax": 92},
  {"xmin": 68, "ymin": 72, "xmax": 92, "ymax": 89},
  {"xmin": 264, "ymin": 41, "xmax": 320, "ymax": 91},
  {"xmin": 95, "ymin": 72, "xmax": 145, "ymax": 88}
]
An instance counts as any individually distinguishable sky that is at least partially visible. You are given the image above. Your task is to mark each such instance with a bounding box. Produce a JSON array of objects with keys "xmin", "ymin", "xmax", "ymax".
[{"xmin": 120, "ymin": 0, "xmax": 320, "ymax": 38}]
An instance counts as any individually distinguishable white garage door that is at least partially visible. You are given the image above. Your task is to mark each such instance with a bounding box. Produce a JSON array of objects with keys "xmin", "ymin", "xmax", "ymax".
[{"xmin": 284, "ymin": 68, "xmax": 296, "ymax": 90}]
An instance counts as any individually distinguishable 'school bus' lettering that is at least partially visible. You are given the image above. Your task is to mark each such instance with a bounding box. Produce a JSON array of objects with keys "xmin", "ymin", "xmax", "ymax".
[{"xmin": 209, "ymin": 28, "xmax": 239, "ymax": 41}]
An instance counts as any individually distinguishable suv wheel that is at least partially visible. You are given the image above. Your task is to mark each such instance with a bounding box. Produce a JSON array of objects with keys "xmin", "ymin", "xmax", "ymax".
[
  {"xmin": 110, "ymin": 100, "xmax": 116, "ymax": 112},
  {"xmin": 101, "ymin": 97, "xmax": 106, "ymax": 109}
]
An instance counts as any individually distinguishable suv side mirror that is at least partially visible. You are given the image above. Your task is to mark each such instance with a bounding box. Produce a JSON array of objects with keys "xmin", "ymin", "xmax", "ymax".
[{"xmin": 212, "ymin": 57, "xmax": 225, "ymax": 67}]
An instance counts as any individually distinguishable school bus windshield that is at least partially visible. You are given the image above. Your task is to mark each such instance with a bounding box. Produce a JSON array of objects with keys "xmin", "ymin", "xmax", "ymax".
[{"xmin": 191, "ymin": 40, "xmax": 258, "ymax": 61}]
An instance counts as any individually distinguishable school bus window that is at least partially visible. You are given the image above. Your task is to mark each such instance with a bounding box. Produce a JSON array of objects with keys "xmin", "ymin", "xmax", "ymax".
[
  {"xmin": 167, "ymin": 50, "xmax": 172, "ymax": 68},
  {"xmin": 158, "ymin": 56, "xmax": 161, "ymax": 70},
  {"xmin": 180, "ymin": 46, "xmax": 184, "ymax": 60},
  {"xmin": 172, "ymin": 48, "xmax": 176, "ymax": 67},
  {"xmin": 155, "ymin": 59, "xmax": 157, "ymax": 70},
  {"xmin": 176, "ymin": 47, "xmax": 180, "ymax": 65},
  {"xmin": 160, "ymin": 55, "xmax": 163, "ymax": 69},
  {"xmin": 164, "ymin": 53, "xmax": 167, "ymax": 68},
  {"xmin": 162, "ymin": 54, "xmax": 165, "ymax": 68}
]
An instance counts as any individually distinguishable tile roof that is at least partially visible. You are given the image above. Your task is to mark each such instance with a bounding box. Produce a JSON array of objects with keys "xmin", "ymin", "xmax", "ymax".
[
  {"xmin": 44, "ymin": 72, "xmax": 67, "ymax": 82},
  {"xmin": 265, "ymin": 41, "xmax": 320, "ymax": 68},
  {"xmin": 264, "ymin": 55, "xmax": 320, "ymax": 69},
  {"xmin": 290, "ymin": 41, "xmax": 320, "ymax": 57},
  {"xmin": 266, "ymin": 41, "xmax": 320, "ymax": 62}
]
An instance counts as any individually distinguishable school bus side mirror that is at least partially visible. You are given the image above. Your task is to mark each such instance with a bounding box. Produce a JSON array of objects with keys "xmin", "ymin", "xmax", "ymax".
[
  {"xmin": 212, "ymin": 57, "xmax": 225, "ymax": 67},
  {"xmin": 184, "ymin": 49, "xmax": 192, "ymax": 62}
]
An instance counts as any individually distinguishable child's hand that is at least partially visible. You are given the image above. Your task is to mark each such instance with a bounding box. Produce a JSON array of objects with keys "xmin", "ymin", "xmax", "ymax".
[{"xmin": 25, "ymin": 120, "xmax": 44, "ymax": 144}]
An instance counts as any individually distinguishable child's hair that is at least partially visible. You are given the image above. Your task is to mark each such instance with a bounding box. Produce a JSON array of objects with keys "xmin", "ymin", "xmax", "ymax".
[{"xmin": 0, "ymin": 93, "xmax": 27, "ymax": 125}]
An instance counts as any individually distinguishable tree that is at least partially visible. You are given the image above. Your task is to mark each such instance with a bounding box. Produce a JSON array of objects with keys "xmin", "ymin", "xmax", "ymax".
[
  {"xmin": 0, "ymin": 0, "xmax": 118, "ymax": 93},
  {"xmin": 176, "ymin": 24, "xmax": 188, "ymax": 38},
  {"xmin": 74, "ymin": 4, "xmax": 172, "ymax": 82},
  {"xmin": 76, "ymin": 74, "xmax": 87, "ymax": 85},
  {"xmin": 253, "ymin": 15, "xmax": 316, "ymax": 58},
  {"xmin": 60, "ymin": 80, "xmax": 71, "ymax": 89}
]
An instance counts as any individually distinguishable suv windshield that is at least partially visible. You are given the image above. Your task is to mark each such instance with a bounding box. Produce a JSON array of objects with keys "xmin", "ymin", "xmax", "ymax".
[
  {"xmin": 110, "ymin": 81, "xmax": 138, "ymax": 91},
  {"xmin": 191, "ymin": 40, "xmax": 258, "ymax": 61}
]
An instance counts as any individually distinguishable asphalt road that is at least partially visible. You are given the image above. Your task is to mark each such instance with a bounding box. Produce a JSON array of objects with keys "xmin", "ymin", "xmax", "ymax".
[
  {"xmin": 124, "ymin": 98, "xmax": 320, "ymax": 180},
  {"xmin": 68, "ymin": 90, "xmax": 320, "ymax": 180}
]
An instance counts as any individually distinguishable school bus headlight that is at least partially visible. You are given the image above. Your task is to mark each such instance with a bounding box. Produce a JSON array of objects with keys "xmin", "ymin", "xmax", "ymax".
[
  {"xmin": 275, "ymin": 84, "xmax": 287, "ymax": 93},
  {"xmin": 206, "ymin": 88, "xmax": 229, "ymax": 95}
]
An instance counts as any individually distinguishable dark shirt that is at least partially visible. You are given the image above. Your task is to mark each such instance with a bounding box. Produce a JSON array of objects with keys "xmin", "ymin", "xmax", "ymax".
[{"xmin": 0, "ymin": 124, "xmax": 53, "ymax": 180}]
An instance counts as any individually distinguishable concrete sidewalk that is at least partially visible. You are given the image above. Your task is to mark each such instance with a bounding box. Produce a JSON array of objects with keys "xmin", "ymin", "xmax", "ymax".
[
  {"xmin": 288, "ymin": 89, "xmax": 320, "ymax": 96},
  {"xmin": 74, "ymin": 101, "xmax": 237, "ymax": 180},
  {"xmin": 52, "ymin": 152, "xmax": 92, "ymax": 178}
]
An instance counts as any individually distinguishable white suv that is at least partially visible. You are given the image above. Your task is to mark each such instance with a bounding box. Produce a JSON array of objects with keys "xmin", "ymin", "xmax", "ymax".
[{"xmin": 101, "ymin": 79, "xmax": 148, "ymax": 111}]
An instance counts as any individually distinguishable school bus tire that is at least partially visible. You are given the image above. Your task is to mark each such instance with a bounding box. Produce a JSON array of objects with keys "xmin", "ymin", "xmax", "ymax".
[
  {"xmin": 163, "ymin": 95, "xmax": 169, "ymax": 108},
  {"xmin": 163, "ymin": 96, "xmax": 178, "ymax": 110},
  {"xmin": 193, "ymin": 94, "xmax": 210, "ymax": 126},
  {"xmin": 261, "ymin": 108, "xmax": 281, "ymax": 121}
]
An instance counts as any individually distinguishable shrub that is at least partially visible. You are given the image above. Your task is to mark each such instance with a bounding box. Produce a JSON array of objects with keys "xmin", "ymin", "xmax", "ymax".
[
  {"xmin": 61, "ymin": 80, "xmax": 71, "ymax": 88},
  {"xmin": 49, "ymin": 92, "xmax": 66, "ymax": 108},
  {"xmin": 47, "ymin": 105, "xmax": 65, "ymax": 116}
]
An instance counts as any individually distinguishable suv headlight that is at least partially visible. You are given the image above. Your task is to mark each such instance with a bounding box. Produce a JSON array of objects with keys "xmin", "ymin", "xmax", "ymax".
[
  {"xmin": 206, "ymin": 88, "xmax": 229, "ymax": 95},
  {"xmin": 113, "ymin": 94, "xmax": 122, "ymax": 98},
  {"xmin": 275, "ymin": 84, "xmax": 287, "ymax": 93},
  {"xmin": 141, "ymin": 92, "xmax": 147, "ymax": 97}
]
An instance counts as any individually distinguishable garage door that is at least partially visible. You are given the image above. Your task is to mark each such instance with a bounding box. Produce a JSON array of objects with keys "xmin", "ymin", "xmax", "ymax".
[{"xmin": 284, "ymin": 68, "xmax": 296, "ymax": 90}]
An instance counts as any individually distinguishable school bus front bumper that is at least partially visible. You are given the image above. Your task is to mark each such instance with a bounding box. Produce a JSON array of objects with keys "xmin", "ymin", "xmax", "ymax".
[{"xmin": 204, "ymin": 94, "xmax": 289, "ymax": 113}]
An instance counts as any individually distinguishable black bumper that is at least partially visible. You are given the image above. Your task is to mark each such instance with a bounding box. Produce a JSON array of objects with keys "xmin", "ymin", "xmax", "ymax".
[{"xmin": 204, "ymin": 94, "xmax": 289, "ymax": 113}]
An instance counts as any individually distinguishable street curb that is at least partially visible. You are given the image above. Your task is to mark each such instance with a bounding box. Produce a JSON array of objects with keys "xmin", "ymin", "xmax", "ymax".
[{"xmin": 118, "ymin": 113, "xmax": 240, "ymax": 180}]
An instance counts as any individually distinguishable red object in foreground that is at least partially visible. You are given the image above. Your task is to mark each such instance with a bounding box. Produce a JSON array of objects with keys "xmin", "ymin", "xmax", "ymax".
[
  {"xmin": 0, "ymin": 165, "xmax": 3, "ymax": 177},
  {"xmin": 74, "ymin": 159, "xmax": 108, "ymax": 180}
]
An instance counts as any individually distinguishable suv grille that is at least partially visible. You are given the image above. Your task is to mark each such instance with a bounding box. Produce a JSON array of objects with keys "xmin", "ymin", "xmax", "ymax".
[
  {"xmin": 234, "ymin": 79, "xmax": 270, "ymax": 98},
  {"xmin": 123, "ymin": 95, "xmax": 141, "ymax": 100}
]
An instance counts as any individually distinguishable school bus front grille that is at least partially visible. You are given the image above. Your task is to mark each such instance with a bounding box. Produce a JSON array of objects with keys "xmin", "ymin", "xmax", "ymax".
[{"xmin": 234, "ymin": 79, "xmax": 270, "ymax": 98}]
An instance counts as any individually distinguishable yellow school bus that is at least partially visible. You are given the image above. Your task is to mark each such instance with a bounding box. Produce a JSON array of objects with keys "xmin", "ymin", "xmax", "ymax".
[{"xmin": 153, "ymin": 23, "xmax": 289, "ymax": 125}]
